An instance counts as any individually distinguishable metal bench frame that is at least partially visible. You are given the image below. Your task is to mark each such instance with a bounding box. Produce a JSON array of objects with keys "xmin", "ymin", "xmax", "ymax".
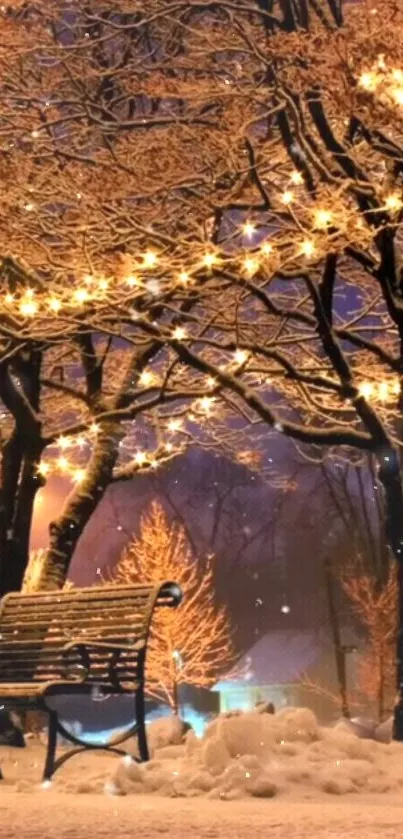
[{"xmin": 0, "ymin": 581, "xmax": 182, "ymax": 781}]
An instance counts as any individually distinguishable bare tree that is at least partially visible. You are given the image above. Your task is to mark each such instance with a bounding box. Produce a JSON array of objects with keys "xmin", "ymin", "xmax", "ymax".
[{"xmin": 111, "ymin": 500, "xmax": 235, "ymax": 714}]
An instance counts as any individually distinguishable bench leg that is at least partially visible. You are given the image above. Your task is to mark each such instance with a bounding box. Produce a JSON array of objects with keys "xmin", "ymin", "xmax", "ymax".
[
  {"xmin": 135, "ymin": 686, "xmax": 149, "ymax": 762},
  {"xmin": 43, "ymin": 710, "xmax": 58, "ymax": 782}
]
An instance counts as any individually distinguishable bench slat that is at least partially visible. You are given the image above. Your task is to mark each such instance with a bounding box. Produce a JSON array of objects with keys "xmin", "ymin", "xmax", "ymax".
[{"xmin": 0, "ymin": 581, "xmax": 181, "ymax": 697}]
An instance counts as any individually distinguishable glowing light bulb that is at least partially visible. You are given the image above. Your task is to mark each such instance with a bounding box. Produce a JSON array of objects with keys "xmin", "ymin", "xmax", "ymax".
[
  {"xmin": 199, "ymin": 396, "xmax": 215, "ymax": 414},
  {"xmin": 290, "ymin": 171, "xmax": 303, "ymax": 185},
  {"xmin": 300, "ymin": 239, "xmax": 315, "ymax": 258},
  {"xmin": 314, "ymin": 209, "xmax": 333, "ymax": 229},
  {"xmin": 168, "ymin": 418, "xmax": 182, "ymax": 432},
  {"xmin": 20, "ymin": 299, "xmax": 38, "ymax": 317},
  {"xmin": 57, "ymin": 456, "xmax": 69, "ymax": 471},
  {"xmin": 38, "ymin": 462, "xmax": 50, "ymax": 476},
  {"xmin": 281, "ymin": 190, "xmax": 294, "ymax": 205},
  {"xmin": 73, "ymin": 469, "xmax": 86, "ymax": 483},
  {"xmin": 165, "ymin": 442, "xmax": 173, "ymax": 452},
  {"xmin": 139, "ymin": 370, "xmax": 155, "ymax": 387},
  {"xmin": 126, "ymin": 275, "xmax": 140, "ymax": 288},
  {"xmin": 178, "ymin": 271, "xmax": 190, "ymax": 285},
  {"xmin": 359, "ymin": 382, "xmax": 374, "ymax": 399},
  {"xmin": 378, "ymin": 381, "xmax": 389, "ymax": 401},
  {"xmin": 234, "ymin": 349, "xmax": 248, "ymax": 365},
  {"xmin": 392, "ymin": 380, "xmax": 401, "ymax": 395},
  {"xmin": 135, "ymin": 450, "xmax": 147, "ymax": 465},
  {"xmin": 261, "ymin": 242, "xmax": 273, "ymax": 256},
  {"xmin": 385, "ymin": 193, "xmax": 403, "ymax": 212},
  {"xmin": 5, "ymin": 293, "xmax": 14, "ymax": 305},
  {"xmin": 281, "ymin": 604, "xmax": 290, "ymax": 615},
  {"xmin": 142, "ymin": 250, "xmax": 158, "ymax": 268},
  {"xmin": 206, "ymin": 376, "xmax": 217, "ymax": 389},
  {"xmin": 48, "ymin": 298, "xmax": 61, "ymax": 313},
  {"xmin": 24, "ymin": 202, "xmax": 35, "ymax": 212},
  {"xmin": 393, "ymin": 88, "xmax": 403, "ymax": 106},
  {"xmin": 359, "ymin": 71, "xmax": 378, "ymax": 90},
  {"xmin": 392, "ymin": 69, "xmax": 403, "ymax": 83},
  {"xmin": 58, "ymin": 436, "xmax": 70, "ymax": 449},
  {"xmin": 203, "ymin": 252, "xmax": 218, "ymax": 268},
  {"xmin": 242, "ymin": 221, "xmax": 256, "ymax": 237},
  {"xmin": 74, "ymin": 288, "xmax": 89, "ymax": 304},
  {"xmin": 98, "ymin": 278, "xmax": 109, "ymax": 291},
  {"xmin": 90, "ymin": 422, "xmax": 100, "ymax": 433},
  {"xmin": 243, "ymin": 257, "xmax": 259, "ymax": 276},
  {"xmin": 172, "ymin": 326, "xmax": 187, "ymax": 341}
]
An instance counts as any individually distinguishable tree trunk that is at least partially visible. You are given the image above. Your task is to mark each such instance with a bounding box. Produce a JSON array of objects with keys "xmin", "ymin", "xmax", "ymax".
[
  {"xmin": 376, "ymin": 446, "xmax": 403, "ymax": 739},
  {"xmin": 378, "ymin": 653, "xmax": 385, "ymax": 722},
  {"xmin": 36, "ymin": 422, "xmax": 123, "ymax": 590},
  {"xmin": 172, "ymin": 678, "xmax": 179, "ymax": 717},
  {"xmin": 324, "ymin": 556, "xmax": 350, "ymax": 718}
]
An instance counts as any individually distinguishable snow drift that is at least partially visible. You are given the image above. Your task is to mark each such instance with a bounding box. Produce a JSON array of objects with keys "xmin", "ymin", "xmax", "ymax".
[{"xmin": 106, "ymin": 707, "xmax": 403, "ymax": 799}]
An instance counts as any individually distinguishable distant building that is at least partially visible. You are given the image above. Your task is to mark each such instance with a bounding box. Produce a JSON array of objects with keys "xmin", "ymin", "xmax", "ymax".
[{"xmin": 213, "ymin": 628, "xmax": 359, "ymax": 722}]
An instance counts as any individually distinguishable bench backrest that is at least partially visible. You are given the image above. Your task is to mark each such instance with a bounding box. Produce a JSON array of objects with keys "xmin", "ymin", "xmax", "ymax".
[{"xmin": 0, "ymin": 581, "xmax": 182, "ymax": 691}]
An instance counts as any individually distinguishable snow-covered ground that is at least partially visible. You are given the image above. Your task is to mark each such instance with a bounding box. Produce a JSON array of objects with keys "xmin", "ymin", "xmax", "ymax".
[{"xmin": 2, "ymin": 708, "xmax": 403, "ymax": 838}]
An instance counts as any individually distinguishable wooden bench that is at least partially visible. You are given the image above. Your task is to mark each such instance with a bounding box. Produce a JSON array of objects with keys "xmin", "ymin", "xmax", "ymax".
[{"xmin": 0, "ymin": 581, "xmax": 182, "ymax": 781}]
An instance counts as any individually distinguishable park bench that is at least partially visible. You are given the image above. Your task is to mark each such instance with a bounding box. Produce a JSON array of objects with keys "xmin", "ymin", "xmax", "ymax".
[{"xmin": 0, "ymin": 581, "xmax": 182, "ymax": 781}]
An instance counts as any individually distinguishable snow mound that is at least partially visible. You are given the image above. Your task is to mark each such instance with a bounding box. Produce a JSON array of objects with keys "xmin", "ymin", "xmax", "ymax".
[{"xmin": 105, "ymin": 707, "xmax": 403, "ymax": 800}]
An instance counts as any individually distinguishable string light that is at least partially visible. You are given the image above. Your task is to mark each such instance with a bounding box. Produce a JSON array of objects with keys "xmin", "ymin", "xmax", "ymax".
[
  {"xmin": 385, "ymin": 193, "xmax": 403, "ymax": 213},
  {"xmin": 393, "ymin": 89, "xmax": 403, "ymax": 106},
  {"xmin": 203, "ymin": 252, "xmax": 218, "ymax": 268},
  {"xmin": 58, "ymin": 436, "xmax": 70, "ymax": 449},
  {"xmin": 243, "ymin": 257, "xmax": 259, "ymax": 276},
  {"xmin": 172, "ymin": 326, "xmax": 187, "ymax": 341},
  {"xmin": 135, "ymin": 450, "xmax": 147, "ymax": 465},
  {"xmin": 281, "ymin": 190, "xmax": 294, "ymax": 205},
  {"xmin": 358, "ymin": 71, "xmax": 378, "ymax": 90},
  {"xmin": 142, "ymin": 250, "xmax": 158, "ymax": 268},
  {"xmin": 206, "ymin": 376, "xmax": 217, "ymax": 389},
  {"xmin": 139, "ymin": 370, "xmax": 156, "ymax": 387},
  {"xmin": 378, "ymin": 381, "xmax": 389, "ymax": 401},
  {"xmin": 261, "ymin": 242, "xmax": 273, "ymax": 256},
  {"xmin": 359, "ymin": 382, "xmax": 374, "ymax": 399},
  {"xmin": 5, "ymin": 294, "xmax": 14, "ymax": 305},
  {"xmin": 199, "ymin": 396, "xmax": 215, "ymax": 414},
  {"xmin": 234, "ymin": 349, "xmax": 248, "ymax": 365},
  {"xmin": 178, "ymin": 271, "xmax": 190, "ymax": 285},
  {"xmin": 74, "ymin": 288, "xmax": 90, "ymax": 304},
  {"xmin": 168, "ymin": 418, "xmax": 182, "ymax": 432},
  {"xmin": 48, "ymin": 297, "xmax": 61, "ymax": 313},
  {"xmin": 300, "ymin": 239, "xmax": 316, "ymax": 258},
  {"xmin": 314, "ymin": 209, "xmax": 333, "ymax": 229},
  {"xmin": 57, "ymin": 456, "xmax": 69, "ymax": 471},
  {"xmin": 89, "ymin": 422, "xmax": 100, "ymax": 433},
  {"xmin": 290, "ymin": 171, "xmax": 303, "ymax": 185},
  {"xmin": 37, "ymin": 462, "xmax": 50, "ymax": 476},
  {"xmin": 20, "ymin": 298, "xmax": 38, "ymax": 317},
  {"xmin": 242, "ymin": 221, "xmax": 256, "ymax": 237},
  {"xmin": 72, "ymin": 468, "xmax": 86, "ymax": 483},
  {"xmin": 126, "ymin": 275, "xmax": 140, "ymax": 287}
]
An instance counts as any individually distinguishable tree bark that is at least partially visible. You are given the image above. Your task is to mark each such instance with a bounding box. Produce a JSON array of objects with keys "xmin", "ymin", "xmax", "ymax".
[
  {"xmin": 376, "ymin": 446, "xmax": 403, "ymax": 739},
  {"xmin": 172, "ymin": 678, "xmax": 179, "ymax": 717},
  {"xmin": 36, "ymin": 422, "xmax": 124, "ymax": 590},
  {"xmin": 324, "ymin": 556, "xmax": 350, "ymax": 718}
]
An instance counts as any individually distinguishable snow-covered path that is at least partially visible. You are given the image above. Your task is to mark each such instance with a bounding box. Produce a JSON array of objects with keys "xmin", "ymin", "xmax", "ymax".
[
  {"xmin": 3, "ymin": 708, "xmax": 403, "ymax": 838},
  {"xmin": 1, "ymin": 789, "xmax": 403, "ymax": 839}
]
